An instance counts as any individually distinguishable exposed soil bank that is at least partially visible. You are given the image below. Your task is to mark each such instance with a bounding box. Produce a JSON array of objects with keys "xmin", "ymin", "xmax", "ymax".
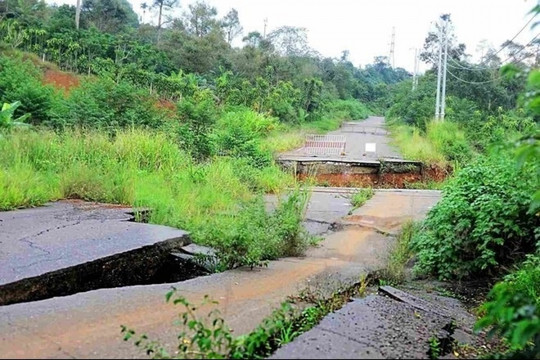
[{"xmin": 280, "ymin": 159, "xmax": 451, "ymax": 188}]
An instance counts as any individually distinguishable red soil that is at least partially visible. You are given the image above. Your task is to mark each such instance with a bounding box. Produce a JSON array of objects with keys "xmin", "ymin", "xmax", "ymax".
[{"xmin": 43, "ymin": 69, "xmax": 80, "ymax": 95}]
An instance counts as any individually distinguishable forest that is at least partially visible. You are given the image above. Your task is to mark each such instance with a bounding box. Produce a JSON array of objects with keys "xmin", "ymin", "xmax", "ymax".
[{"xmin": 0, "ymin": 0, "xmax": 538, "ymax": 358}]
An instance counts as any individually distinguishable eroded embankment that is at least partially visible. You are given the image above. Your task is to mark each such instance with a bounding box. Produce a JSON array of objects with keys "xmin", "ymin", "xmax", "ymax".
[{"xmin": 279, "ymin": 158, "xmax": 451, "ymax": 188}]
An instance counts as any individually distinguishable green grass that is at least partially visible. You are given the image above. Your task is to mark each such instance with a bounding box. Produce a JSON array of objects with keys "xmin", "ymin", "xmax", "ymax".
[
  {"xmin": 262, "ymin": 116, "xmax": 349, "ymax": 154},
  {"xmin": 0, "ymin": 128, "xmax": 307, "ymax": 268},
  {"xmin": 378, "ymin": 220, "xmax": 418, "ymax": 284},
  {"xmin": 389, "ymin": 121, "xmax": 474, "ymax": 166},
  {"xmin": 350, "ymin": 188, "xmax": 374, "ymax": 209}
]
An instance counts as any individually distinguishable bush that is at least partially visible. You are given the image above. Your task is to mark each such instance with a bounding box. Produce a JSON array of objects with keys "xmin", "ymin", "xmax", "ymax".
[
  {"xmin": 214, "ymin": 109, "xmax": 276, "ymax": 168},
  {"xmin": 0, "ymin": 56, "xmax": 57, "ymax": 125},
  {"xmin": 328, "ymin": 99, "xmax": 369, "ymax": 120},
  {"xmin": 475, "ymin": 255, "xmax": 540, "ymax": 357},
  {"xmin": 177, "ymin": 89, "xmax": 219, "ymax": 160},
  {"xmin": 411, "ymin": 152, "xmax": 539, "ymax": 280},
  {"xmin": 52, "ymin": 78, "xmax": 165, "ymax": 129},
  {"xmin": 193, "ymin": 190, "xmax": 310, "ymax": 270},
  {"xmin": 425, "ymin": 121, "xmax": 473, "ymax": 164}
]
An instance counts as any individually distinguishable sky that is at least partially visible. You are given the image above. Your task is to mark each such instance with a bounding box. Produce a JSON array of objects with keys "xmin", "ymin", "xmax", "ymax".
[{"xmin": 46, "ymin": 0, "xmax": 539, "ymax": 73}]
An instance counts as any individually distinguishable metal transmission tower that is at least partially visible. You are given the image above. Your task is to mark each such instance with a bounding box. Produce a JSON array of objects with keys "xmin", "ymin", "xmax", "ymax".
[{"xmin": 389, "ymin": 27, "xmax": 396, "ymax": 68}]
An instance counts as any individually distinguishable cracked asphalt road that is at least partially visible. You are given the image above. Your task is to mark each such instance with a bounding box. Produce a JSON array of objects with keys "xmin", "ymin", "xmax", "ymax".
[{"xmin": 0, "ymin": 200, "xmax": 188, "ymax": 286}]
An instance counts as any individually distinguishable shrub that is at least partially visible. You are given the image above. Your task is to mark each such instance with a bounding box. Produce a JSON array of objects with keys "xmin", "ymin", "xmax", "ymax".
[
  {"xmin": 214, "ymin": 110, "xmax": 276, "ymax": 168},
  {"xmin": 0, "ymin": 56, "xmax": 57, "ymax": 125},
  {"xmin": 177, "ymin": 89, "xmax": 219, "ymax": 160},
  {"xmin": 475, "ymin": 255, "xmax": 540, "ymax": 358},
  {"xmin": 425, "ymin": 121, "xmax": 473, "ymax": 164},
  {"xmin": 328, "ymin": 99, "xmax": 369, "ymax": 120},
  {"xmin": 52, "ymin": 78, "xmax": 165, "ymax": 129},
  {"xmin": 411, "ymin": 152, "xmax": 539, "ymax": 280},
  {"xmin": 193, "ymin": 190, "xmax": 310, "ymax": 270}
]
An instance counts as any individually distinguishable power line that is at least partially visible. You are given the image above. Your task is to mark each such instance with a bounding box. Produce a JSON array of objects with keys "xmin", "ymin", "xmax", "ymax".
[
  {"xmin": 425, "ymin": 32, "xmax": 539, "ymax": 75},
  {"xmin": 480, "ymin": 14, "xmax": 536, "ymax": 61},
  {"xmin": 425, "ymin": 14, "xmax": 537, "ymax": 72},
  {"xmin": 446, "ymin": 69, "xmax": 503, "ymax": 84},
  {"xmin": 444, "ymin": 33, "xmax": 540, "ymax": 85}
]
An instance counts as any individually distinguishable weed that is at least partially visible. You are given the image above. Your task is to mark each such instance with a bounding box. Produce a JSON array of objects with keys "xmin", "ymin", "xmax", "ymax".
[
  {"xmin": 349, "ymin": 188, "xmax": 374, "ymax": 210},
  {"xmin": 123, "ymin": 279, "xmax": 371, "ymax": 359},
  {"xmin": 428, "ymin": 336, "xmax": 441, "ymax": 359},
  {"xmin": 377, "ymin": 220, "xmax": 418, "ymax": 284},
  {"xmin": 0, "ymin": 129, "xmax": 304, "ymax": 268}
]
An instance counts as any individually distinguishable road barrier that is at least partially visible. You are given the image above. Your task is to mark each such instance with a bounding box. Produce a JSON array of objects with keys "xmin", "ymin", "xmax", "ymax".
[{"xmin": 304, "ymin": 135, "xmax": 346, "ymax": 156}]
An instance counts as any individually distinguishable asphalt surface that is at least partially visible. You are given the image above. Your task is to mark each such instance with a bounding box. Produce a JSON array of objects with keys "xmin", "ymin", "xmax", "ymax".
[
  {"xmin": 271, "ymin": 285, "xmax": 478, "ymax": 359},
  {"xmin": 280, "ymin": 116, "xmax": 402, "ymax": 162},
  {"xmin": 0, "ymin": 189, "xmax": 441, "ymax": 358},
  {"xmin": 0, "ymin": 200, "xmax": 189, "ymax": 286}
]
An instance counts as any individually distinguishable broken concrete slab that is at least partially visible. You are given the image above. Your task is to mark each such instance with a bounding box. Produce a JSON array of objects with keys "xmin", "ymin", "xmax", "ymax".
[
  {"xmin": 337, "ymin": 190, "xmax": 441, "ymax": 235},
  {"xmin": 379, "ymin": 285, "xmax": 454, "ymax": 318},
  {"xmin": 0, "ymin": 190, "xmax": 442, "ymax": 358},
  {"xmin": 0, "ymin": 200, "xmax": 194, "ymax": 305},
  {"xmin": 265, "ymin": 189, "xmax": 354, "ymax": 236},
  {"xmin": 272, "ymin": 294, "xmax": 453, "ymax": 359}
]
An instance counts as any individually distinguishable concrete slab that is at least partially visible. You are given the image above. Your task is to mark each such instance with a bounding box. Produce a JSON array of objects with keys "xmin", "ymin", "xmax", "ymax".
[
  {"xmin": 271, "ymin": 294, "xmax": 451, "ymax": 359},
  {"xmin": 338, "ymin": 190, "xmax": 441, "ymax": 235},
  {"xmin": 265, "ymin": 189, "xmax": 354, "ymax": 236},
  {"xmin": 0, "ymin": 200, "xmax": 191, "ymax": 304}
]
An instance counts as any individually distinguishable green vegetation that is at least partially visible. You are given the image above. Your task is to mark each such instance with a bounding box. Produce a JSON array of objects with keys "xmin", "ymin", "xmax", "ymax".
[
  {"xmin": 122, "ymin": 280, "xmax": 369, "ymax": 359},
  {"xmin": 475, "ymin": 256, "xmax": 539, "ymax": 358},
  {"xmin": 378, "ymin": 220, "xmax": 418, "ymax": 284},
  {"xmin": 388, "ymin": 121, "xmax": 472, "ymax": 165},
  {"xmin": 411, "ymin": 151, "xmax": 538, "ymax": 280},
  {"xmin": 350, "ymin": 188, "xmax": 374, "ymax": 210}
]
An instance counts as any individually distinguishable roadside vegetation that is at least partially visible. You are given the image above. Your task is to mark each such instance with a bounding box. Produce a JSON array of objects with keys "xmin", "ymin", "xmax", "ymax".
[
  {"xmin": 383, "ymin": 59, "xmax": 539, "ymax": 358},
  {"xmin": 0, "ymin": 0, "xmax": 400, "ymax": 269},
  {"xmin": 1, "ymin": 0, "xmax": 539, "ymax": 358}
]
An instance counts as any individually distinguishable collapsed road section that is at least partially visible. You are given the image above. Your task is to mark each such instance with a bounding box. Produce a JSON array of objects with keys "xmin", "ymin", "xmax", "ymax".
[{"xmin": 0, "ymin": 200, "xmax": 206, "ymax": 306}]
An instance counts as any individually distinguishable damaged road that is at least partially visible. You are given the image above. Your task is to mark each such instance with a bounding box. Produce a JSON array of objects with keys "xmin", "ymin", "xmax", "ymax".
[{"xmin": 272, "ymin": 284, "xmax": 482, "ymax": 359}]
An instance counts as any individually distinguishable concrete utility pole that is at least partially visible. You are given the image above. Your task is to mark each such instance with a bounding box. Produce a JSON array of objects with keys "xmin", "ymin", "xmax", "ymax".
[
  {"xmin": 440, "ymin": 23, "xmax": 449, "ymax": 121},
  {"xmin": 389, "ymin": 26, "xmax": 396, "ymax": 68},
  {"xmin": 413, "ymin": 48, "xmax": 418, "ymax": 91},
  {"xmin": 435, "ymin": 20, "xmax": 443, "ymax": 120},
  {"xmin": 263, "ymin": 18, "xmax": 268, "ymax": 38},
  {"xmin": 75, "ymin": 0, "xmax": 82, "ymax": 30}
]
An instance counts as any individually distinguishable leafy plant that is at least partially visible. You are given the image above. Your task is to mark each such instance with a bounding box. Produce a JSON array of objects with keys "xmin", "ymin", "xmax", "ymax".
[
  {"xmin": 411, "ymin": 151, "xmax": 538, "ymax": 280},
  {"xmin": 0, "ymin": 101, "xmax": 30, "ymax": 129},
  {"xmin": 475, "ymin": 255, "xmax": 540, "ymax": 358},
  {"xmin": 349, "ymin": 187, "xmax": 374, "ymax": 212}
]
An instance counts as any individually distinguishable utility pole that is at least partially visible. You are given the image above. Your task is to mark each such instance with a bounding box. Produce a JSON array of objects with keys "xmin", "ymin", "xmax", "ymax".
[
  {"xmin": 263, "ymin": 18, "xmax": 268, "ymax": 38},
  {"xmin": 389, "ymin": 26, "xmax": 395, "ymax": 68},
  {"xmin": 75, "ymin": 0, "xmax": 82, "ymax": 30},
  {"xmin": 440, "ymin": 22, "xmax": 449, "ymax": 121},
  {"xmin": 435, "ymin": 21, "xmax": 443, "ymax": 120},
  {"xmin": 412, "ymin": 48, "xmax": 418, "ymax": 91}
]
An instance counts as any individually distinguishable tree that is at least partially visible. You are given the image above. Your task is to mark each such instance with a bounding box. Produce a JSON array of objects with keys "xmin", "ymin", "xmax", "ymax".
[
  {"xmin": 151, "ymin": 0, "xmax": 178, "ymax": 44},
  {"xmin": 221, "ymin": 8, "xmax": 242, "ymax": 45},
  {"xmin": 82, "ymin": 0, "xmax": 138, "ymax": 33},
  {"xmin": 267, "ymin": 26, "xmax": 311, "ymax": 57},
  {"xmin": 420, "ymin": 14, "xmax": 467, "ymax": 69},
  {"xmin": 184, "ymin": 1, "xmax": 219, "ymax": 38}
]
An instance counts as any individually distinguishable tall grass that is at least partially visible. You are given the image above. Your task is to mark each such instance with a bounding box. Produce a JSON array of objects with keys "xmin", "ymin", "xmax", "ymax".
[
  {"xmin": 0, "ymin": 129, "xmax": 303, "ymax": 267},
  {"xmin": 389, "ymin": 120, "xmax": 474, "ymax": 165}
]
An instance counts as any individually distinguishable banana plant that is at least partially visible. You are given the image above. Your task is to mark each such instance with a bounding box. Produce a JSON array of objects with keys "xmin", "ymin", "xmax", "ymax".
[{"xmin": 0, "ymin": 101, "xmax": 31, "ymax": 130}]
